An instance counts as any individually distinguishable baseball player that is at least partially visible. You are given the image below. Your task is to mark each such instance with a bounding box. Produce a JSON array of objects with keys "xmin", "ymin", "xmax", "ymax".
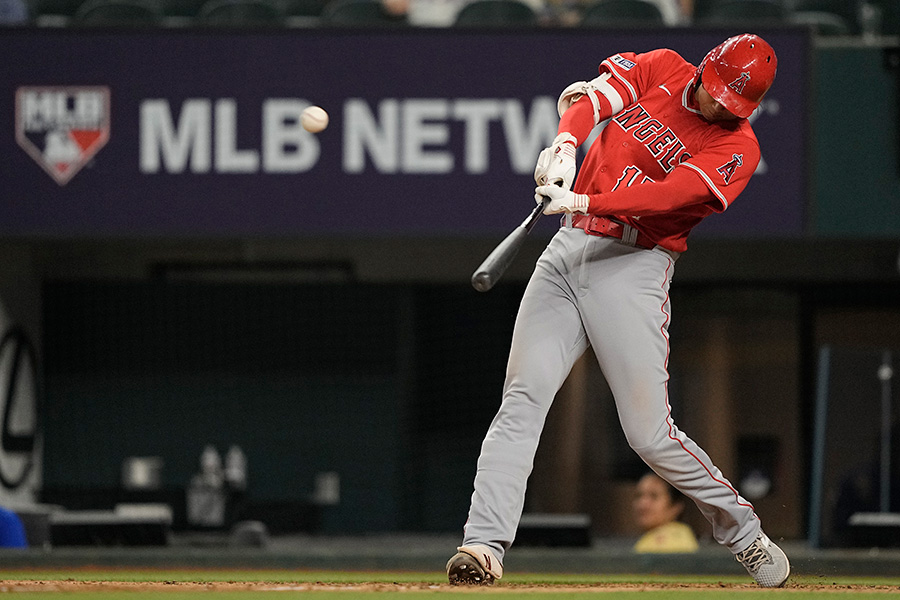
[{"xmin": 447, "ymin": 34, "xmax": 789, "ymax": 587}]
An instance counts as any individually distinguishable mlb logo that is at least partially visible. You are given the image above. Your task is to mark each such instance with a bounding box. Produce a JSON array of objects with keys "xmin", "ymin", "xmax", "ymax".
[
  {"xmin": 610, "ymin": 55, "xmax": 636, "ymax": 71},
  {"xmin": 15, "ymin": 86, "xmax": 110, "ymax": 185}
]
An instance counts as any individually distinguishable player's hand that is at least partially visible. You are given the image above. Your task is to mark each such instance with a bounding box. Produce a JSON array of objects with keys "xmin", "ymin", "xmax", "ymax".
[
  {"xmin": 534, "ymin": 133, "xmax": 577, "ymax": 190},
  {"xmin": 535, "ymin": 184, "xmax": 590, "ymax": 215}
]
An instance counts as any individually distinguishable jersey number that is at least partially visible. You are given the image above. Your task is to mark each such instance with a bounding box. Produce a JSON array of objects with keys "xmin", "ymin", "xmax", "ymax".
[{"xmin": 612, "ymin": 165, "xmax": 655, "ymax": 190}]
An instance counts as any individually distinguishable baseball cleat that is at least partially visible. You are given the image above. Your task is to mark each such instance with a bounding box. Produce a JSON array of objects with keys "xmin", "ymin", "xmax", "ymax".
[
  {"xmin": 446, "ymin": 544, "xmax": 503, "ymax": 585},
  {"xmin": 735, "ymin": 531, "xmax": 790, "ymax": 587}
]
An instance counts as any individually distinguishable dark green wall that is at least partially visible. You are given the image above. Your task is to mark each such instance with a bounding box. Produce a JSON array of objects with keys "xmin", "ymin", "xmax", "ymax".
[
  {"xmin": 41, "ymin": 280, "xmax": 521, "ymax": 533},
  {"xmin": 813, "ymin": 46, "xmax": 900, "ymax": 236}
]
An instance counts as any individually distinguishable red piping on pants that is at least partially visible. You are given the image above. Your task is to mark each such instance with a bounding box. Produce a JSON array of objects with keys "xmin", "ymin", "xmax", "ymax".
[{"xmin": 658, "ymin": 256, "xmax": 757, "ymax": 514}]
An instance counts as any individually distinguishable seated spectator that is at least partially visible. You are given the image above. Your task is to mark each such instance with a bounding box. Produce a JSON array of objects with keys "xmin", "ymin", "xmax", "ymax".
[
  {"xmin": 0, "ymin": 0, "xmax": 28, "ymax": 24},
  {"xmin": 647, "ymin": 0, "xmax": 690, "ymax": 24},
  {"xmin": 632, "ymin": 472, "xmax": 698, "ymax": 553}
]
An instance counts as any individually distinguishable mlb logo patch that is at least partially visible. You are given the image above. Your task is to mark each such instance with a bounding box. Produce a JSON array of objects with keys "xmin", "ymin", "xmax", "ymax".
[
  {"xmin": 610, "ymin": 55, "xmax": 636, "ymax": 71},
  {"xmin": 16, "ymin": 86, "xmax": 110, "ymax": 185}
]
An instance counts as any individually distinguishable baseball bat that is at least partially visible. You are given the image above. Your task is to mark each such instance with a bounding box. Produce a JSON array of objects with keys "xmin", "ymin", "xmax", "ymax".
[{"xmin": 471, "ymin": 198, "xmax": 549, "ymax": 292}]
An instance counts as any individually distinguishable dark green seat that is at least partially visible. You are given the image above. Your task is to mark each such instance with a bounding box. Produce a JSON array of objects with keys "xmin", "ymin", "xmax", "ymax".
[
  {"xmin": 73, "ymin": 0, "xmax": 163, "ymax": 26},
  {"xmin": 282, "ymin": 0, "xmax": 330, "ymax": 18},
  {"xmin": 791, "ymin": 0, "xmax": 857, "ymax": 33},
  {"xmin": 580, "ymin": 0, "xmax": 664, "ymax": 27},
  {"xmin": 454, "ymin": 0, "xmax": 537, "ymax": 27},
  {"xmin": 320, "ymin": 0, "xmax": 405, "ymax": 27},
  {"xmin": 25, "ymin": 0, "xmax": 82, "ymax": 21},
  {"xmin": 158, "ymin": 0, "xmax": 208, "ymax": 17},
  {"xmin": 197, "ymin": 0, "xmax": 285, "ymax": 26},
  {"xmin": 695, "ymin": 0, "xmax": 787, "ymax": 26},
  {"xmin": 788, "ymin": 10, "xmax": 852, "ymax": 36}
]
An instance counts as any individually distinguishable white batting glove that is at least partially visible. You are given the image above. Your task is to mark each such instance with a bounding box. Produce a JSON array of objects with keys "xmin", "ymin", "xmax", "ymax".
[
  {"xmin": 535, "ymin": 184, "xmax": 590, "ymax": 215},
  {"xmin": 534, "ymin": 132, "xmax": 578, "ymax": 190}
]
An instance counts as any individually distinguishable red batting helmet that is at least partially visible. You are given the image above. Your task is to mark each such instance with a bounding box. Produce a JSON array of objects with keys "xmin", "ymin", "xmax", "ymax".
[{"xmin": 697, "ymin": 33, "xmax": 777, "ymax": 119}]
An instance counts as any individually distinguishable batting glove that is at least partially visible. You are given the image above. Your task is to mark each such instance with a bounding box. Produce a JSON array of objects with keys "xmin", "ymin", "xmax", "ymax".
[
  {"xmin": 534, "ymin": 132, "xmax": 577, "ymax": 190},
  {"xmin": 535, "ymin": 184, "xmax": 590, "ymax": 215}
]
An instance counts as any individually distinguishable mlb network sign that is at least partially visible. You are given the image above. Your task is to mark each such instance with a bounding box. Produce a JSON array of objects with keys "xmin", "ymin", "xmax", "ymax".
[
  {"xmin": 138, "ymin": 97, "xmax": 556, "ymax": 176},
  {"xmin": 17, "ymin": 90, "xmax": 551, "ymax": 182},
  {"xmin": 15, "ymin": 86, "xmax": 110, "ymax": 186},
  {"xmin": 2, "ymin": 29, "xmax": 807, "ymax": 236}
]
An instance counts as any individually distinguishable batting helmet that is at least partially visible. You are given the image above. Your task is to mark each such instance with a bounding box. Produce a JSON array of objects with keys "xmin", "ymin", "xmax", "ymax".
[{"xmin": 697, "ymin": 33, "xmax": 777, "ymax": 119}]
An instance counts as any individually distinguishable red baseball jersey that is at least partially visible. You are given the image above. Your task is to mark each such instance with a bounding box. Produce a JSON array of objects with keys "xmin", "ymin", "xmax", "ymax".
[{"xmin": 562, "ymin": 48, "xmax": 761, "ymax": 252}]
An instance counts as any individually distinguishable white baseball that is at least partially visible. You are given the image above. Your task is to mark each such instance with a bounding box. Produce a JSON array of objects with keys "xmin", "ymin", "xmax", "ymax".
[{"xmin": 301, "ymin": 106, "xmax": 329, "ymax": 133}]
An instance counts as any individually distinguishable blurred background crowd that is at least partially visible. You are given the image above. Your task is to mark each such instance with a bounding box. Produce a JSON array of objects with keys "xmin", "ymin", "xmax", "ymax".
[{"xmin": 0, "ymin": 0, "xmax": 896, "ymax": 36}]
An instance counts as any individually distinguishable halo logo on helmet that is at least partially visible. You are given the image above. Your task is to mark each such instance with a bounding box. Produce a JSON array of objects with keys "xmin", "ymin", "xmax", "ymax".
[
  {"xmin": 728, "ymin": 72, "xmax": 750, "ymax": 95},
  {"xmin": 695, "ymin": 34, "xmax": 777, "ymax": 119}
]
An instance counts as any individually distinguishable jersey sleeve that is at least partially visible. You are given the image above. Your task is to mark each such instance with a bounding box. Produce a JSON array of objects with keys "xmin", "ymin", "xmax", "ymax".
[
  {"xmin": 600, "ymin": 49, "xmax": 685, "ymax": 108},
  {"xmin": 677, "ymin": 132, "xmax": 760, "ymax": 211},
  {"xmin": 559, "ymin": 49, "xmax": 686, "ymax": 145}
]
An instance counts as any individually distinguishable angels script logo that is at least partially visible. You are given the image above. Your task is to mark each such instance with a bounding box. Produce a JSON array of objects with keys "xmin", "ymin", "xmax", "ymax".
[{"xmin": 16, "ymin": 86, "xmax": 110, "ymax": 185}]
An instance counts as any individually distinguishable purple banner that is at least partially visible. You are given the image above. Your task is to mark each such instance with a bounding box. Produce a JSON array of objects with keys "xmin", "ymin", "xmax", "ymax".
[{"xmin": 1, "ymin": 28, "xmax": 808, "ymax": 238}]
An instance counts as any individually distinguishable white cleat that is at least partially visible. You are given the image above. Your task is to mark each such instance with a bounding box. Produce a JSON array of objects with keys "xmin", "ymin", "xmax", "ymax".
[
  {"xmin": 735, "ymin": 531, "xmax": 790, "ymax": 588},
  {"xmin": 446, "ymin": 544, "xmax": 503, "ymax": 585}
]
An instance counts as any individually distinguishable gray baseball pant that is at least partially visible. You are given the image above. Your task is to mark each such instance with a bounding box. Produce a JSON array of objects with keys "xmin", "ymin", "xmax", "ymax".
[{"xmin": 461, "ymin": 226, "xmax": 760, "ymax": 562}]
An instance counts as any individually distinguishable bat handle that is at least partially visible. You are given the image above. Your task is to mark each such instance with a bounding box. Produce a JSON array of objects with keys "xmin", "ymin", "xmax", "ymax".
[{"xmin": 523, "ymin": 198, "xmax": 549, "ymax": 233}]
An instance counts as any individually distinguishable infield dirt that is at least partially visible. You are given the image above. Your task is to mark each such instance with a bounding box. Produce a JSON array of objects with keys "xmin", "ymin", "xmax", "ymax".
[{"xmin": 1, "ymin": 580, "xmax": 899, "ymax": 593}]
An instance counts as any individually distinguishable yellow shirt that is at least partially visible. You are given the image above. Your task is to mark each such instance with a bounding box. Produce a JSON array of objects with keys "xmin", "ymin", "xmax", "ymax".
[{"xmin": 634, "ymin": 522, "xmax": 699, "ymax": 554}]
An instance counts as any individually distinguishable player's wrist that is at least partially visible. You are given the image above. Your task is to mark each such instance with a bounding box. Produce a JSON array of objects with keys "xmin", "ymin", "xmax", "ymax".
[
  {"xmin": 571, "ymin": 193, "xmax": 590, "ymax": 213},
  {"xmin": 552, "ymin": 132, "xmax": 578, "ymax": 149},
  {"xmin": 587, "ymin": 193, "xmax": 605, "ymax": 214}
]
